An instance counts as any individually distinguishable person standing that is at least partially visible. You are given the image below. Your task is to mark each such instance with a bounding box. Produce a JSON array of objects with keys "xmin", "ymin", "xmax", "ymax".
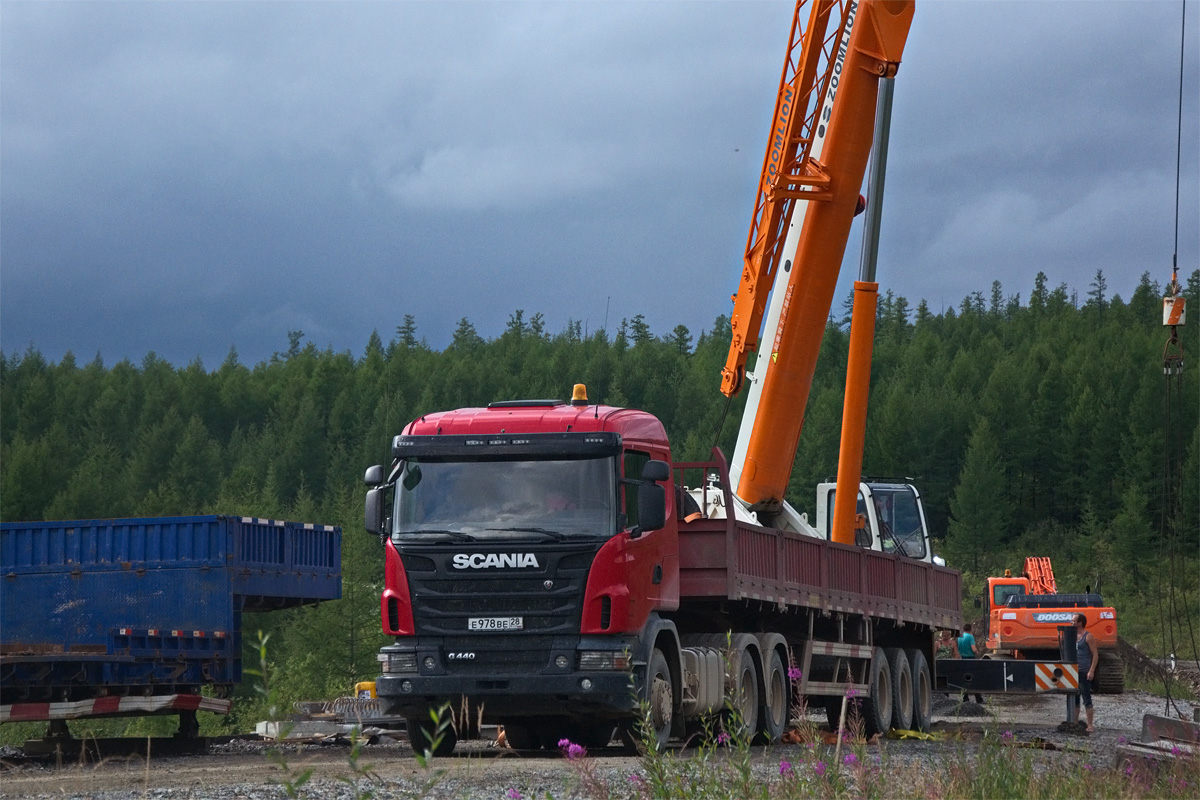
[
  {"xmin": 956, "ymin": 624, "xmax": 984, "ymax": 704},
  {"xmin": 1075, "ymin": 613, "xmax": 1099, "ymax": 733}
]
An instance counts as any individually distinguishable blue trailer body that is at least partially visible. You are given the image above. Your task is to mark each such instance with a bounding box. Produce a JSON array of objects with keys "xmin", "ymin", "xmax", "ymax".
[{"xmin": 1, "ymin": 516, "xmax": 340, "ymax": 703}]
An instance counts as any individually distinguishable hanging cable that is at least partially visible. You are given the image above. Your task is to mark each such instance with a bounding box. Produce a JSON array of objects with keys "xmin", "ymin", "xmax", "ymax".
[{"xmin": 1155, "ymin": 0, "xmax": 1194, "ymax": 718}]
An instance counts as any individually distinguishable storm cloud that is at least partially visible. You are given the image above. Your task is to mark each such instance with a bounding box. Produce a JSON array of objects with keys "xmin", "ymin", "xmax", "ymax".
[{"xmin": 2, "ymin": 0, "xmax": 1196, "ymax": 368}]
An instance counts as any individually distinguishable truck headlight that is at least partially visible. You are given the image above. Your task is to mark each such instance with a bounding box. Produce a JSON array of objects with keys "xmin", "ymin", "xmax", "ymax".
[
  {"xmin": 578, "ymin": 651, "xmax": 632, "ymax": 671},
  {"xmin": 378, "ymin": 651, "xmax": 418, "ymax": 674}
]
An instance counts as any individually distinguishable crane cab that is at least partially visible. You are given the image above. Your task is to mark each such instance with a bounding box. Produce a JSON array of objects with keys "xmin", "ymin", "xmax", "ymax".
[{"xmin": 814, "ymin": 481, "xmax": 937, "ymax": 564}]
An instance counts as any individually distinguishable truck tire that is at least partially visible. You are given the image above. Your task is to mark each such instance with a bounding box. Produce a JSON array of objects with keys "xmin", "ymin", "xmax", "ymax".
[
  {"xmin": 905, "ymin": 648, "xmax": 932, "ymax": 733},
  {"xmin": 861, "ymin": 646, "xmax": 893, "ymax": 737},
  {"xmin": 730, "ymin": 646, "xmax": 760, "ymax": 739},
  {"xmin": 1095, "ymin": 652, "xmax": 1126, "ymax": 694},
  {"xmin": 886, "ymin": 647, "xmax": 913, "ymax": 732},
  {"xmin": 756, "ymin": 648, "xmax": 788, "ymax": 744},
  {"xmin": 406, "ymin": 714, "xmax": 458, "ymax": 757},
  {"xmin": 644, "ymin": 648, "xmax": 674, "ymax": 752}
]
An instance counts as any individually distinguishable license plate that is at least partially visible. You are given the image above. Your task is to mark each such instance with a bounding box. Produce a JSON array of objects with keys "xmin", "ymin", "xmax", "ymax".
[{"xmin": 468, "ymin": 616, "xmax": 523, "ymax": 632}]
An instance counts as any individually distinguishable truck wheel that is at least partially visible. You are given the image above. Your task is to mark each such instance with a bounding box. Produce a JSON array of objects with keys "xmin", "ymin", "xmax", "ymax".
[
  {"xmin": 905, "ymin": 648, "xmax": 932, "ymax": 733},
  {"xmin": 729, "ymin": 646, "xmax": 760, "ymax": 739},
  {"xmin": 406, "ymin": 714, "xmax": 458, "ymax": 757},
  {"xmin": 861, "ymin": 646, "xmax": 893, "ymax": 737},
  {"xmin": 886, "ymin": 647, "xmax": 913, "ymax": 732},
  {"xmin": 644, "ymin": 648, "xmax": 674, "ymax": 752},
  {"xmin": 1095, "ymin": 652, "xmax": 1126, "ymax": 694},
  {"xmin": 756, "ymin": 648, "xmax": 788, "ymax": 744}
]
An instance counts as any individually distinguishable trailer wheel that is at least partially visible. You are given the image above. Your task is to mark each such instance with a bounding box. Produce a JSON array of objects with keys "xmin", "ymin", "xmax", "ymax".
[
  {"xmin": 886, "ymin": 647, "xmax": 913, "ymax": 732},
  {"xmin": 905, "ymin": 648, "xmax": 932, "ymax": 733},
  {"xmin": 861, "ymin": 646, "xmax": 893, "ymax": 737},
  {"xmin": 729, "ymin": 646, "xmax": 760, "ymax": 739},
  {"xmin": 644, "ymin": 648, "xmax": 674, "ymax": 752},
  {"xmin": 406, "ymin": 713, "xmax": 458, "ymax": 757},
  {"xmin": 756, "ymin": 648, "xmax": 788, "ymax": 744}
]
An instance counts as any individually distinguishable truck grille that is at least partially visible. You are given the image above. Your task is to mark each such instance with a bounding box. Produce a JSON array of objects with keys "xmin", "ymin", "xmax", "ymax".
[
  {"xmin": 438, "ymin": 635, "xmax": 557, "ymax": 674},
  {"xmin": 401, "ymin": 545, "xmax": 598, "ymax": 637}
]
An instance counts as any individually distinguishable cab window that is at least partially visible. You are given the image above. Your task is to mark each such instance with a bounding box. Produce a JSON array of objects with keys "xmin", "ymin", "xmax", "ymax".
[
  {"xmin": 622, "ymin": 450, "xmax": 650, "ymax": 528},
  {"xmin": 994, "ymin": 584, "xmax": 1026, "ymax": 607}
]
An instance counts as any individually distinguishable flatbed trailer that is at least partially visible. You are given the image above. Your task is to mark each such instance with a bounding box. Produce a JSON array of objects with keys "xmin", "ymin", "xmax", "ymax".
[{"xmin": 1, "ymin": 515, "xmax": 341, "ymax": 738}]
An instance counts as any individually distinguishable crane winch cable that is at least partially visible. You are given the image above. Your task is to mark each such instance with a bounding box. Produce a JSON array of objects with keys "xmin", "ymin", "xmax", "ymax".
[{"xmin": 1154, "ymin": 0, "xmax": 1195, "ymax": 718}]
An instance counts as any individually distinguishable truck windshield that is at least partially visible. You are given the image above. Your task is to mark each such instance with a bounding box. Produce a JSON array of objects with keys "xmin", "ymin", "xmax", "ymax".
[
  {"xmin": 393, "ymin": 456, "xmax": 617, "ymax": 538},
  {"xmin": 870, "ymin": 486, "xmax": 927, "ymax": 560}
]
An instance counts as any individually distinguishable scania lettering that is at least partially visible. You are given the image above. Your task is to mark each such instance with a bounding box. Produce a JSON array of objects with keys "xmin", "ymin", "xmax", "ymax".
[{"xmin": 452, "ymin": 553, "xmax": 541, "ymax": 569}]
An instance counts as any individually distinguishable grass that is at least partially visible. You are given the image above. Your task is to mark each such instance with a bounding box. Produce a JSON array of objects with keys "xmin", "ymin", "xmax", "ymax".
[
  {"xmin": 525, "ymin": 681, "xmax": 1200, "ymax": 800},
  {"xmin": 1125, "ymin": 670, "xmax": 1197, "ymax": 702}
]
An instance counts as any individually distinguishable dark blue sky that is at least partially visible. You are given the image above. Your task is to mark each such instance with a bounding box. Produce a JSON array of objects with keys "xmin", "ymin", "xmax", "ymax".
[{"xmin": 2, "ymin": 0, "xmax": 1197, "ymax": 368}]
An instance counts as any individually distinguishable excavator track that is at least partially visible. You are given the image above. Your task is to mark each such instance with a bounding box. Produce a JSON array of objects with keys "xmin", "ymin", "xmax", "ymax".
[{"xmin": 1094, "ymin": 651, "xmax": 1126, "ymax": 694}]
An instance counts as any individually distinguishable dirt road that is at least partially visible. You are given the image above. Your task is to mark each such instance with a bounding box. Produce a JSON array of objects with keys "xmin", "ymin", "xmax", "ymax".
[{"xmin": 1, "ymin": 690, "xmax": 1190, "ymax": 799}]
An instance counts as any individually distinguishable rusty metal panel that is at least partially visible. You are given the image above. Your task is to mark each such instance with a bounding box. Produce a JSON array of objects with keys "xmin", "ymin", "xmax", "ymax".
[
  {"xmin": 737, "ymin": 527, "xmax": 777, "ymax": 581},
  {"xmin": 783, "ymin": 534, "xmax": 823, "ymax": 588},
  {"xmin": 897, "ymin": 559, "xmax": 928, "ymax": 605},
  {"xmin": 678, "ymin": 524, "xmax": 730, "ymax": 597},
  {"xmin": 863, "ymin": 553, "xmax": 897, "ymax": 600},
  {"xmin": 828, "ymin": 545, "xmax": 862, "ymax": 596}
]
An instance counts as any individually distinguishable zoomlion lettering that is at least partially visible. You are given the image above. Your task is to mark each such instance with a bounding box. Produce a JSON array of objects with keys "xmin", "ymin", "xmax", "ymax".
[
  {"xmin": 766, "ymin": 85, "xmax": 795, "ymax": 181},
  {"xmin": 816, "ymin": 0, "xmax": 857, "ymax": 140},
  {"xmin": 452, "ymin": 553, "xmax": 541, "ymax": 569}
]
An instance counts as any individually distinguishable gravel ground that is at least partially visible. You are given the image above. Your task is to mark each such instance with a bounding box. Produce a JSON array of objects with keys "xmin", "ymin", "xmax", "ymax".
[{"xmin": 1, "ymin": 690, "xmax": 1194, "ymax": 799}]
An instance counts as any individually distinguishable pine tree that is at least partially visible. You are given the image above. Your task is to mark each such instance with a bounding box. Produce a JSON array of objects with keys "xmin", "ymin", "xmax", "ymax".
[{"xmin": 947, "ymin": 419, "xmax": 1009, "ymax": 572}]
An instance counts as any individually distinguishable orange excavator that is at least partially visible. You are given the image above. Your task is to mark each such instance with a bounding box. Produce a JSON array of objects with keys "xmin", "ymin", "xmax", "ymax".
[{"xmin": 981, "ymin": 557, "xmax": 1124, "ymax": 693}]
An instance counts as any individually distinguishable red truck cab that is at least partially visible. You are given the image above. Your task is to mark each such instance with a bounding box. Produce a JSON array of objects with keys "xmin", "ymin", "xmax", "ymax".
[{"xmin": 364, "ymin": 391, "xmax": 683, "ymax": 751}]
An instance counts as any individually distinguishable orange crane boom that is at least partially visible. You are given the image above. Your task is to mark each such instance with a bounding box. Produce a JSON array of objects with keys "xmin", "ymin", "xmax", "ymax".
[{"xmin": 722, "ymin": 0, "xmax": 914, "ymax": 519}]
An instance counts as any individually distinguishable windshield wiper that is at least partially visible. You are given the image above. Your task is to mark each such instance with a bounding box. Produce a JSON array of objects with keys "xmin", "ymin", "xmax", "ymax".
[
  {"xmin": 403, "ymin": 528, "xmax": 476, "ymax": 541},
  {"xmin": 485, "ymin": 527, "xmax": 568, "ymax": 541}
]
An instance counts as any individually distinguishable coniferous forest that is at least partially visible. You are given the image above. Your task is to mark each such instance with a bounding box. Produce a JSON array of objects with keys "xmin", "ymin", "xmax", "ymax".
[{"xmin": 2, "ymin": 270, "xmax": 1198, "ymax": 729}]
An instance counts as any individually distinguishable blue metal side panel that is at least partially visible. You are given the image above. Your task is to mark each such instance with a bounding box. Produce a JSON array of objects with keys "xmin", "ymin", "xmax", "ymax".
[
  {"xmin": 0, "ymin": 516, "xmax": 340, "ymax": 697},
  {"xmin": 230, "ymin": 518, "xmax": 342, "ymax": 605},
  {"xmin": 1, "ymin": 516, "xmax": 229, "ymax": 574},
  {"xmin": 1, "ymin": 569, "xmax": 236, "ymax": 651}
]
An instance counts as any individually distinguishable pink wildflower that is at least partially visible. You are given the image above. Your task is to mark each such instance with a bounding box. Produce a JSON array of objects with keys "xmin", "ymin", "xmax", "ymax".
[
  {"xmin": 779, "ymin": 759, "xmax": 794, "ymax": 776},
  {"xmin": 814, "ymin": 760, "xmax": 827, "ymax": 778},
  {"xmin": 787, "ymin": 666, "xmax": 802, "ymax": 681},
  {"xmin": 843, "ymin": 752, "xmax": 858, "ymax": 766}
]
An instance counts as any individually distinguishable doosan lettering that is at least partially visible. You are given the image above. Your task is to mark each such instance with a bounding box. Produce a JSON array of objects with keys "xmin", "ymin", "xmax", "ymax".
[{"xmin": 452, "ymin": 553, "xmax": 541, "ymax": 569}]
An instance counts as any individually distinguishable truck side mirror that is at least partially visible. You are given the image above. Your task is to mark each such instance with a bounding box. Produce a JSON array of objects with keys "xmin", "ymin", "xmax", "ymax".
[
  {"xmin": 365, "ymin": 487, "xmax": 388, "ymax": 535},
  {"xmin": 364, "ymin": 464, "xmax": 385, "ymax": 487},
  {"xmin": 641, "ymin": 460, "xmax": 670, "ymax": 482},
  {"xmin": 635, "ymin": 484, "xmax": 666, "ymax": 534}
]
